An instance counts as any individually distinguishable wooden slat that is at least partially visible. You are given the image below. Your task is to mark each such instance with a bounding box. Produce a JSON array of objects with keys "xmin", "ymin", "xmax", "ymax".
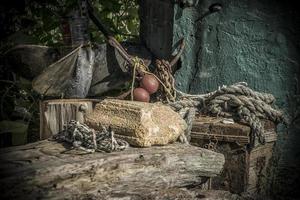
[
  {"xmin": 191, "ymin": 132, "xmax": 250, "ymax": 145},
  {"xmin": 192, "ymin": 116, "xmax": 277, "ymax": 145},
  {"xmin": 192, "ymin": 116, "xmax": 251, "ymax": 137},
  {"xmin": 254, "ymin": 131, "xmax": 277, "ymax": 147},
  {"xmin": 247, "ymin": 142, "xmax": 275, "ymax": 194},
  {"xmin": 192, "ymin": 116, "xmax": 250, "ymax": 144},
  {"xmin": 40, "ymin": 99, "xmax": 100, "ymax": 140}
]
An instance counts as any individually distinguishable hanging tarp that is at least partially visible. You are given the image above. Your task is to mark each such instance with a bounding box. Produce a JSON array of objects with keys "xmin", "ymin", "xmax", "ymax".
[
  {"xmin": 32, "ymin": 43, "xmax": 152, "ymax": 98},
  {"xmin": 88, "ymin": 43, "xmax": 152, "ymax": 96},
  {"xmin": 32, "ymin": 45, "xmax": 95, "ymax": 98}
]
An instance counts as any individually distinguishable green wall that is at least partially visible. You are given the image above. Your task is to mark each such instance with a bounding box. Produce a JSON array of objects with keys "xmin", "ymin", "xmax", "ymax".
[{"xmin": 173, "ymin": 0, "xmax": 300, "ymax": 199}]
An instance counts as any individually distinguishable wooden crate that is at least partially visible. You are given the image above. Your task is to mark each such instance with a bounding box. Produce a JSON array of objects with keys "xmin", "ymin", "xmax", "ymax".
[
  {"xmin": 39, "ymin": 99, "xmax": 100, "ymax": 139},
  {"xmin": 191, "ymin": 116, "xmax": 276, "ymax": 195}
]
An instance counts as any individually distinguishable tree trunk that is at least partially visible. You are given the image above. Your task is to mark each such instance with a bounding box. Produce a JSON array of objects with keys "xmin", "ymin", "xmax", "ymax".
[{"xmin": 0, "ymin": 140, "xmax": 224, "ymax": 199}]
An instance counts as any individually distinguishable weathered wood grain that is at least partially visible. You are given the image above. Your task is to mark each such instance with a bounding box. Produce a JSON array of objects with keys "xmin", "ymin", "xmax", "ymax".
[
  {"xmin": 191, "ymin": 116, "xmax": 277, "ymax": 196},
  {"xmin": 247, "ymin": 142, "xmax": 275, "ymax": 194},
  {"xmin": 191, "ymin": 116, "xmax": 251, "ymax": 146},
  {"xmin": 192, "ymin": 116, "xmax": 277, "ymax": 146},
  {"xmin": 0, "ymin": 140, "xmax": 225, "ymax": 199},
  {"xmin": 40, "ymin": 99, "xmax": 100, "ymax": 139},
  {"xmin": 192, "ymin": 117, "xmax": 251, "ymax": 137}
]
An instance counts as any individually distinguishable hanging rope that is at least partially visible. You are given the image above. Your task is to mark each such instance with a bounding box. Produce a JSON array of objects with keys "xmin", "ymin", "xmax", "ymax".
[
  {"xmin": 155, "ymin": 59, "xmax": 177, "ymax": 102},
  {"xmin": 53, "ymin": 120, "xmax": 129, "ymax": 153},
  {"xmin": 130, "ymin": 57, "xmax": 176, "ymax": 102}
]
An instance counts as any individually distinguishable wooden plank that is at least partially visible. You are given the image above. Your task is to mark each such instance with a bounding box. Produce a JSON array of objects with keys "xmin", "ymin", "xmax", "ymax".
[
  {"xmin": 247, "ymin": 142, "xmax": 275, "ymax": 194},
  {"xmin": 261, "ymin": 120, "xmax": 276, "ymax": 130},
  {"xmin": 191, "ymin": 116, "xmax": 251, "ymax": 145},
  {"xmin": 139, "ymin": 0, "xmax": 174, "ymax": 59},
  {"xmin": 40, "ymin": 99, "xmax": 100, "ymax": 140},
  {"xmin": 0, "ymin": 141, "xmax": 225, "ymax": 199},
  {"xmin": 192, "ymin": 116, "xmax": 277, "ymax": 145},
  {"xmin": 192, "ymin": 116, "xmax": 251, "ymax": 137},
  {"xmin": 214, "ymin": 144, "xmax": 249, "ymax": 194},
  {"xmin": 254, "ymin": 131, "xmax": 277, "ymax": 147},
  {"xmin": 191, "ymin": 132, "xmax": 250, "ymax": 145}
]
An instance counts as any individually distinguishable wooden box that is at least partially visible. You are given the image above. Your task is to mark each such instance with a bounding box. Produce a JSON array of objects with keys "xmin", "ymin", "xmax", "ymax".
[
  {"xmin": 191, "ymin": 116, "xmax": 277, "ymax": 195},
  {"xmin": 39, "ymin": 99, "xmax": 100, "ymax": 139}
]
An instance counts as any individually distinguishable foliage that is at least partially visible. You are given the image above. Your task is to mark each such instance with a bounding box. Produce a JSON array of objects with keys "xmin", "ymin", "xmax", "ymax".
[
  {"xmin": 1, "ymin": 0, "xmax": 140, "ymax": 48},
  {"xmin": 90, "ymin": 0, "xmax": 140, "ymax": 43}
]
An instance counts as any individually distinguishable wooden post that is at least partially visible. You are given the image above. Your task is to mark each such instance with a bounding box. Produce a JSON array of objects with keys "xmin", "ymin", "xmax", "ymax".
[{"xmin": 139, "ymin": 0, "xmax": 174, "ymax": 59}]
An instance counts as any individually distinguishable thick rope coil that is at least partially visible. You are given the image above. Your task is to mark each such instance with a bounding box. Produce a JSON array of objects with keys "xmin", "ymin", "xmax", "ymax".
[
  {"xmin": 185, "ymin": 107, "xmax": 196, "ymax": 141},
  {"xmin": 53, "ymin": 120, "xmax": 129, "ymax": 153},
  {"xmin": 206, "ymin": 82, "xmax": 275, "ymax": 104},
  {"xmin": 168, "ymin": 82, "xmax": 286, "ymax": 145},
  {"xmin": 169, "ymin": 99, "xmax": 202, "ymax": 111}
]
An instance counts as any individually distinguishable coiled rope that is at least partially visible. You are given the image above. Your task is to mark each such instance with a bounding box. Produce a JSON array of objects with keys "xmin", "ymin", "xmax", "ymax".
[
  {"xmin": 169, "ymin": 82, "xmax": 287, "ymax": 144},
  {"xmin": 53, "ymin": 120, "xmax": 129, "ymax": 153}
]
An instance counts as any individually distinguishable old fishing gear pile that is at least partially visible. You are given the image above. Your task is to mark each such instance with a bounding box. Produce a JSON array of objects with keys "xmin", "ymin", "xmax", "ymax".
[{"xmin": 53, "ymin": 120, "xmax": 129, "ymax": 153}]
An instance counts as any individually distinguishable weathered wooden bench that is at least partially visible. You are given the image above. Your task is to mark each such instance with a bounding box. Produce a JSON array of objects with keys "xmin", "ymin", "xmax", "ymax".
[{"xmin": 0, "ymin": 140, "xmax": 225, "ymax": 199}]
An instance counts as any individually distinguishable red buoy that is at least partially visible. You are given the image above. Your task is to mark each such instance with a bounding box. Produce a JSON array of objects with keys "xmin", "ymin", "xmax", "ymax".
[
  {"xmin": 133, "ymin": 87, "xmax": 150, "ymax": 102},
  {"xmin": 140, "ymin": 74, "xmax": 160, "ymax": 94}
]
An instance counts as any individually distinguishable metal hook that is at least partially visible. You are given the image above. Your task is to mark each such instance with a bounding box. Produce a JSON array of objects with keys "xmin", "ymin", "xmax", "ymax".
[{"xmin": 195, "ymin": 3, "xmax": 222, "ymax": 23}]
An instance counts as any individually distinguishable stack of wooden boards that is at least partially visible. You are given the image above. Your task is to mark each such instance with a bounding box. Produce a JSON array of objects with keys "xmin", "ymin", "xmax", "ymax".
[{"xmin": 191, "ymin": 116, "xmax": 277, "ymax": 196}]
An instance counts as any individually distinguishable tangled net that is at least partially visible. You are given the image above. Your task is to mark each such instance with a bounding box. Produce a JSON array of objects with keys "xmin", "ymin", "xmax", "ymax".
[
  {"xmin": 169, "ymin": 82, "xmax": 287, "ymax": 144},
  {"xmin": 53, "ymin": 120, "xmax": 129, "ymax": 153}
]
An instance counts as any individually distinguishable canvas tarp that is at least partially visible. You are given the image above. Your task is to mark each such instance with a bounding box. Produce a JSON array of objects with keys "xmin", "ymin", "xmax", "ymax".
[{"xmin": 32, "ymin": 45, "xmax": 95, "ymax": 98}]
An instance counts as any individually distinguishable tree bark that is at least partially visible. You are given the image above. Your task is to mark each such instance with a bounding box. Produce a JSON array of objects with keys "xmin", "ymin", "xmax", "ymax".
[{"xmin": 0, "ymin": 140, "xmax": 224, "ymax": 199}]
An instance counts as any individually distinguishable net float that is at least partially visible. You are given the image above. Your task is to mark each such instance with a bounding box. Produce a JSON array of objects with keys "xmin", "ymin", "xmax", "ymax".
[
  {"xmin": 133, "ymin": 87, "xmax": 150, "ymax": 102},
  {"xmin": 140, "ymin": 74, "xmax": 160, "ymax": 94}
]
